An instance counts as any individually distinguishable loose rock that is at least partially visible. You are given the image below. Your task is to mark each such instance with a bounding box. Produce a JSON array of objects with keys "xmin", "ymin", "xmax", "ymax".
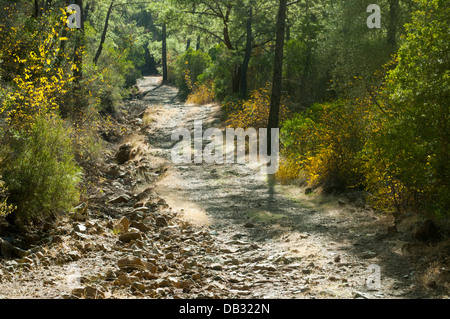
[
  {"xmin": 115, "ymin": 143, "xmax": 133, "ymax": 165},
  {"xmin": 155, "ymin": 216, "xmax": 168, "ymax": 227},
  {"xmin": 119, "ymin": 232, "xmax": 142, "ymax": 243},
  {"xmin": 109, "ymin": 194, "xmax": 132, "ymax": 205}
]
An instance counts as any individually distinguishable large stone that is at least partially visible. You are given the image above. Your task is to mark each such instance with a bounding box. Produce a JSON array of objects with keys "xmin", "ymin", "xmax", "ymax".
[
  {"xmin": 118, "ymin": 256, "xmax": 145, "ymax": 270},
  {"xmin": 144, "ymin": 262, "xmax": 157, "ymax": 273},
  {"xmin": 74, "ymin": 224, "xmax": 87, "ymax": 233},
  {"xmin": 115, "ymin": 143, "xmax": 133, "ymax": 165},
  {"xmin": 155, "ymin": 216, "xmax": 168, "ymax": 227},
  {"xmin": 210, "ymin": 263, "xmax": 223, "ymax": 271},
  {"xmin": 183, "ymin": 259, "xmax": 197, "ymax": 269},
  {"xmin": 72, "ymin": 231, "xmax": 89, "ymax": 241},
  {"xmin": 116, "ymin": 273, "xmax": 130, "ymax": 286},
  {"xmin": 71, "ymin": 211, "xmax": 88, "ymax": 222},
  {"xmin": 118, "ymin": 256, "xmax": 156, "ymax": 273},
  {"xmin": 414, "ymin": 219, "xmax": 441, "ymax": 241},
  {"xmin": 114, "ymin": 216, "xmax": 130, "ymax": 233},
  {"xmin": 118, "ymin": 232, "xmax": 141, "ymax": 243},
  {"xmin": 68, "ymin": 251, "xmax": 81, "ymax": 261},
  {"xmin": 130, "ymin": 221, "xmax": 150, "ymax": 232},
  {"xmin": 107, "ymin": 165, "xmax": 120, "ymax": 179},
  {"xmin": 131, "ymin": 281, "xmax": 146, "ymax": 292},
  {"xmin": 135, "ymin": 188, "xmax": 154, "ymax": 201},
  {"xmin": 0, "ymin": 238, "xmax": 26, "ymax": 258},
  {"xmin": 133, "ymin": 206, "xmax": 151, "ymax": 214},
  {"xmin": 0, "ymin": 238, "xmax": 15, "ymax": 258},
  {"xmin": 72, "ymin": 286, "xmax": 105, "ymax": 299},
  {"xmin": 109, "ymin": 194, "xmax": 132, "ymax": 205}
]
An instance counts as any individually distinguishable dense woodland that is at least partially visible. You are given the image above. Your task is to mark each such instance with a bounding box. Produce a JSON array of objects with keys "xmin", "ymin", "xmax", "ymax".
[{"xmin": 0, "ymin": 0, "xmax": 448, "ymax": 229}]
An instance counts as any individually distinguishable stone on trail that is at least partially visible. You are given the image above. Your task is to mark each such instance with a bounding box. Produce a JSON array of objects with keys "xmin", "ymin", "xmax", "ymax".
[
  {"xmin": 131, "ymin": 281, "xmax": 146, "ymax": 292},
  {"xmin": 118, "ymin": 256, "xmax": 157, "ymax": 273},
  {"xmin": 118, "ymin": 232, "xmax": 141, "ymax": 243},
  {"xmin": 130, "ymin": 221, "xmax": 150, "ymax": 232},
  {"xmin": 109, "ymin": 194, "xmax": 132, "ymax": 205},
  {"xmin": 72, "ymin": 286, "xmax": 105, "ymax": 299},
  {"xmin": 116, "ymin": 273, "xmax": 130, "ymax": 286},
  {"xmin": 74, "ymin": 224, "xmax": 87, "ymax": 233},
  {"xmin": 115, "ymin": 216, "xmax": 130, "ymax": 233},
  {"xmin": 210, "ymin": 263, "xmax": 223, "ymax": 271},
  {"xmin": 353, "ymin": 291, "xmax": 370, "ymax": 299},
  {"xmin": 70, "ymin": 211, "xmax": 88, "ymax": 222},
  {"xmin": 155, "ymin": 216, "xmax": 168, "ymax": 227}
]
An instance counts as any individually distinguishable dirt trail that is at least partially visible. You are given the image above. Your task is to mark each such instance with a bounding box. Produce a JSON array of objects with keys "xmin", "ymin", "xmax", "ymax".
[
  {"xmin": 139, "ymin": 77, "xmax": 449, "ymax": 299},
  {"xmin": 0, "ymin": 77, "xmax": 447, "ymax": 299}
]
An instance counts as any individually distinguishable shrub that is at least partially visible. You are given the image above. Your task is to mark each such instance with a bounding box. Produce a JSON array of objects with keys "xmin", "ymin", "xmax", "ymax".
[
  {"xmin": 186, "ymin": 79, "xmax": 215, "ymax": 105},
  {"xmin": 0, "ymin": 179, "xmax": 15, "ymax": 217},
  {"xmin": 279, "ymin": 100, "xmax": 369, "ymax": 190},
  {"xmin": 225, "ymin": 83, "xmax": 290, "ymax": 130},
  {"xmin": 0, "ymin": 113, "xmax": 81, "ymax": 225},
  {"xmin": 359, "ymin": 0, "xmax": 450, "ymax": 216},
  {"xmin": 171, "ymin": 48, "xmax": 212, "ymax": 100}
]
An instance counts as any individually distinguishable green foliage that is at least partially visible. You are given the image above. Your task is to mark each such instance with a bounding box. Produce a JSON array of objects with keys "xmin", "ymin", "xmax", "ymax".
[
  {"xmin": 83, "ymin": 21, "xmax": 144, "ymax": 114},
  {"xmin": 0, "ymin": 179, "xmax": 15, "ymax": 217},
  {"xmin": 280, "ymin": 100, "xmax": 368, "ymax": 190},
  {"xmin": 316, "ymin": 0, "xmax": 404, "ymax": 99},
  {"xmin": 0, "ymin": 113, "xmax": 81, "ymax": 224},
  {"xmin": 171, "ymin": 48, "xmax": 212, "ymax": 99},
  {"xmin": 225, "ymin": 83, "xmax": 290, "ymax": 130},
  {"xmin": 363, "ymin": 0, "xmax": 450, "ymax": 215},
  {"xmin": 203, "ymin": 43, "xmax": 241, "ymax": 101}
]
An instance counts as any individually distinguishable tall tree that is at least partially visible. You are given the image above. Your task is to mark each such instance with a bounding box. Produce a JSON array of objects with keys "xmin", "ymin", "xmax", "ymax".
[
  {"xmin": 73, "ymin": 0, "xmax": 85, "ymax": 115},
  {"xmin": 387, "ymin": 0, "xmax": 399, "ymax": 50},
  {"xmin": 239, "ymin": 7, "xmax": 253, "ymax": 99},
  {"xmin": 162, "ymin": 21, "xmax": 168, "ymax": 83},
  {"xmin": 267, "ymin": 0, "xmax": 287, "ymax": 148},
  {"xmin": 93, "ymin": 0, "xmax": 115, "ymax": 65}
]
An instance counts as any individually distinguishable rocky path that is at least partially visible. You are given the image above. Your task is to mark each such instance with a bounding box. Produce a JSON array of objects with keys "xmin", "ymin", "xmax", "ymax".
[{"xmin": 0, "ymin": 77, "xmax": 448, "ymax": 299}]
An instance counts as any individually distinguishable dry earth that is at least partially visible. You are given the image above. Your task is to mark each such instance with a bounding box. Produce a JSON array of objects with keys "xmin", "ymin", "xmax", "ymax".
[{"xmin": 0, "ymin": 76, "xmax": 449, "ymax": 299}]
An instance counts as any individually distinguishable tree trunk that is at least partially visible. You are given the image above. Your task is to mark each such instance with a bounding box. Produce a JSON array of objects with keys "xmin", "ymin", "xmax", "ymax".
[
  {"xmin": 162, "ymin": 22, "xmax": 168, "ymax": 83},
  {"xmin": 93, "ymin": 1, "xmax": 115, "ymax": 65},
  {"xmin": 232, "ymin": 66, "xmax": 241, "ymax": 94},
  {"xmin": 387, "ymin": 0, "xmax": 399, "ymax": 50},
  {"xmin": 196, "ymin": 35, "xmax": 201, "ymax": 51},
  {"xmin": 73, "ymin": 0, "xmax": 84, "ymax": 83},
  {"xmin": 222, "ymin": 6, "xmax": 234, "ymax": 50},
  {"xmin": 186, "ymin": 38, "xmax": 191, "ymax": 51},
  {"xmin": 34, "ymin": 0, "xmax": 41, "ymax": 17},
  {"xmin": 73, "ymin": 0, "xmax": 84, "ymax": 116},
  {"xmin": 239, "ymin": 7, "xmax": 253, "ymax": 99},
  {"xmin": 84, "ymin": 2, "xmax": 90, "ymax": 22},
  {"xmin": 267, "ymin": 0, "xmax": 287, "ymax": 153}
]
